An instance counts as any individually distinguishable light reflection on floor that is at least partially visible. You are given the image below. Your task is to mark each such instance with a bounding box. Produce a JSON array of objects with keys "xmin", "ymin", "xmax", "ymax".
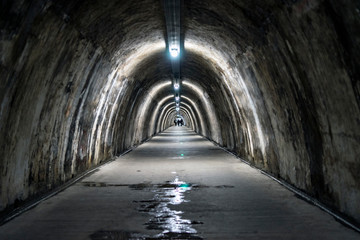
[{"xmin": 136, "ymin": 177, "xmax": 203, "ymax": 239}]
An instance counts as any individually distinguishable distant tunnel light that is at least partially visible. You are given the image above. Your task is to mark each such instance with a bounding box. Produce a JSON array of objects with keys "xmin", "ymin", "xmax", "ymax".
[
  {"xmin": 170, "ymin": 47, "xmax": 179, "ymax": 58},
  {"xmin": 175, "ymin": 96, "xmax": 180, "ymax": 101},
  {"xmin": 176, "ymin": 107, "xmax": 180, "ymax": 111},
  {"xmin": 174, "ymin": 83, "xmax": 179, "ymax": 90}
]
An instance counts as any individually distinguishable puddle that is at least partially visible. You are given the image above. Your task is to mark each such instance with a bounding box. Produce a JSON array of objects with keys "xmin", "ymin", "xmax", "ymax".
[
  {"xmin": 90, "ymin": 230, "xmax": 144, "ymax": 240},
  {"xmin": 214, "ymin": 185, "xmax": 235, "ymax": 188},
  {"xmin": 137, "ymin": 177, "xmax": 202, "ymax": 238},
  {"xmin": 133, "ymin": 177, "xmax": 203, "ymax": 239},
  {"xmin": 90, "ymin": 230, "xmax": 203, "ymax": 240},
  {"xmin": 88, "ymin": 179, "xmax": 235, "ymax": 239},
  {"xmin": 81, "ymin": 182, "xmax": 153, "ymax": 190},
  {"xmin": 82, "ymin": 182, "xmax": 129, "ymax": 187},
  {"xmin": 81, "ymin": 181, "xmax": 234, "ymax": 190},
  {"xmin": 89, "ymin": 178, "xmax": 204, "ymax": 239}
]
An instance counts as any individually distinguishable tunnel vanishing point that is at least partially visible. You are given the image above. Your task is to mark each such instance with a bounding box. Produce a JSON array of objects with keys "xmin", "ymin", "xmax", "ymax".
[{"xmin": 0, "ymin": 0, "xmax": 360, "ymax": 229}]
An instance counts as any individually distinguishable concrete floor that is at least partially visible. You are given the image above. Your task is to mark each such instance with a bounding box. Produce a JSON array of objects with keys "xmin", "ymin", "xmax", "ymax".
[{"xmin": 1, "ymin": 127, "xmax": 359, "ymax": 240}]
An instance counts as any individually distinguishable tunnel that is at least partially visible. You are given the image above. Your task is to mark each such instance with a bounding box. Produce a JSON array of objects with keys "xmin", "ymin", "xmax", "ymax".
[{"xmin": 1, "ymin": 0, "xmax": 360, "ymax": 238}]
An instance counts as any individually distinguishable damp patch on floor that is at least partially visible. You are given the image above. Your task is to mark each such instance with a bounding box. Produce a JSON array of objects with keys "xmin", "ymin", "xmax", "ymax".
[
  {"xmin": 90, "ymin": 230, "xmax": 144, "ymax": 240},
  {"xmin": 80, "ymin": 181, "xmax": 234, "ymax": 190},
  {"xmin": 85, "ymin": 178, "xmax": 236, "ymax": 239},
  {"xmin": 87, "ymin": 177, "xmax": 225, "ymax": 239},
  {"xmin": 131, "ymin": 177, "xmax": 203, "ymax": 239},
  {"xmin": 90, "ymin": 230, "xmax": 204, "ymax": 240}
]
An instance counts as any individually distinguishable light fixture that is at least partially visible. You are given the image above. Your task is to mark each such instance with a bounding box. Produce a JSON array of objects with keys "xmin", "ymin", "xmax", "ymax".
[
  {"xmin": 170, "ymin": 47, "xmax": 179, "ymax": 58},
  {"xmin": 174, "ymin": 83, "xmax": 179, "ymax": 90},
  {"xmin": 176, "ymin": 103, "xmax": 179, "ymax": 106},
  {"xmin": 176, "ymin": 107, "xmax": 180, "ymax": 111},
  {"xmin": 175, "ymin": 96, "xmax": 179, "ymax": 101}
]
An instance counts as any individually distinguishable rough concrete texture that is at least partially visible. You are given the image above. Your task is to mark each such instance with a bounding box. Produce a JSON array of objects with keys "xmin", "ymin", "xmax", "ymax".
[
  {"xmin": 0, "ymin": 127, "xmax": 359, "ymax": 239},
  {"xmin": 1, "ymin": 0, "xmax": 360, "ymax": 224}
]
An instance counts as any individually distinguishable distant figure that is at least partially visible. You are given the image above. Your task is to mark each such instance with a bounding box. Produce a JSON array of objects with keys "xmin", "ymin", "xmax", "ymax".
[
  {"xmin": 176, "ymin": 119, "xmax": 184, "ymax": 126},
  {"xmin": 174, "ymin": 119, "xmax": 177, "ymax": 126}
]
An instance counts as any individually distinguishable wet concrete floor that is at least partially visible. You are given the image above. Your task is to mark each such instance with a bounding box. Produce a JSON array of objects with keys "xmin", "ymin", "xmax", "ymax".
[{"xmin": 1, "ymin": 127, "xmax": 359, "ymax": 239}]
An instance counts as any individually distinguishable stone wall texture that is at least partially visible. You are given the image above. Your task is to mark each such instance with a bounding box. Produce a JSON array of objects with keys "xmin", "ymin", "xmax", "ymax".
[{"xmin": 1, "ymin": 0, "xmax": 359, "ymax": 223}]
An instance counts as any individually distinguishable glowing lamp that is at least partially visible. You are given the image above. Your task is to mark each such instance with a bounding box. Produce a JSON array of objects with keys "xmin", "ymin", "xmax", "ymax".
[{"xmin": 170, "ymin": 47, "xmax": 179, "ymax": 57}]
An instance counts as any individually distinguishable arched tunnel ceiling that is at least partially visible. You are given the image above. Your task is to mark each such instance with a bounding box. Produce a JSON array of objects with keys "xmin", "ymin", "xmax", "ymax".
[
  {"xmin": 35, "ymin": 0, "xmax": 284, "ymax": 152},
  {"xmin": 1, "ymin": 0, "xmax": 360, "ymax": 224},
  {"xmin": 59, "ymin": 0, "xmax": 167, "ymax": 55}
]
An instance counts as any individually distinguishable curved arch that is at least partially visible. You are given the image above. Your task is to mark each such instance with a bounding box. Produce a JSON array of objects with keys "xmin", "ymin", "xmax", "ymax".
[
  {"xmin": 147, "ymin": 95, "xmax": 174, "ymax": 136},
  {"xmin": 132, "ymin": 82, "xmax": 172, "ymax": 143},
  {"xmin": 161, "ymin": 107, "xmax": 178, "ymax": 131},
  {"xmin": 90, "ymin": 42, "xmax": 167, "ymax": 163},
  {"xmin": 159, "ymin": 99, "xmax": 200, "ymax": 132},
  {"xmin": 181, "ymin": 95, "xmax": 207, "ymax": 136},
  {"xmin": 164, "ymin": 108, "xmax": 193, "ymax": 129},
  {"xmin": 181, "ymin": 102, "xmax": 199, "ymax": 132},
  {"xmin": 182, "ymin": 80, "xmax": 221, "ymax": 142},
  {"xmin": 185, "ymin": 41, "xmax": 266, "ymax": 156},
  {"xmin": 179, "ymin": 107, "xmax": 194, "ymax": 129},
  {"xmin": 157, "ymin": 102, "xmax": 175, "ymax": 132}
]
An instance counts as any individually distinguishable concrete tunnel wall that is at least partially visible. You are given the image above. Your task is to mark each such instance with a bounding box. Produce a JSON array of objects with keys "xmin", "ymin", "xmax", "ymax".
[{"xmin": 1, "ymin": 0, "xmax": 360, "ymax": 223}]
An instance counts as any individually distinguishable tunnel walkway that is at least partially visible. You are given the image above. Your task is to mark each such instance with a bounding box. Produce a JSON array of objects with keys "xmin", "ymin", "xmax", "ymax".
[{"xmin": 1, "ymin": 127, "xmax": 359, "ymax": 240}]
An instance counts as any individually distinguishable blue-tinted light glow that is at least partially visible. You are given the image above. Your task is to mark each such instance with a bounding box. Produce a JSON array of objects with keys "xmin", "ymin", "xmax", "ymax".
[
  {"xmin": 170, "ymin": 47, "xmax": 179, "ymax": 57},
  {"xmin": 179, "ymin": 183, "xmax": 191, "ymax": 188}
]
